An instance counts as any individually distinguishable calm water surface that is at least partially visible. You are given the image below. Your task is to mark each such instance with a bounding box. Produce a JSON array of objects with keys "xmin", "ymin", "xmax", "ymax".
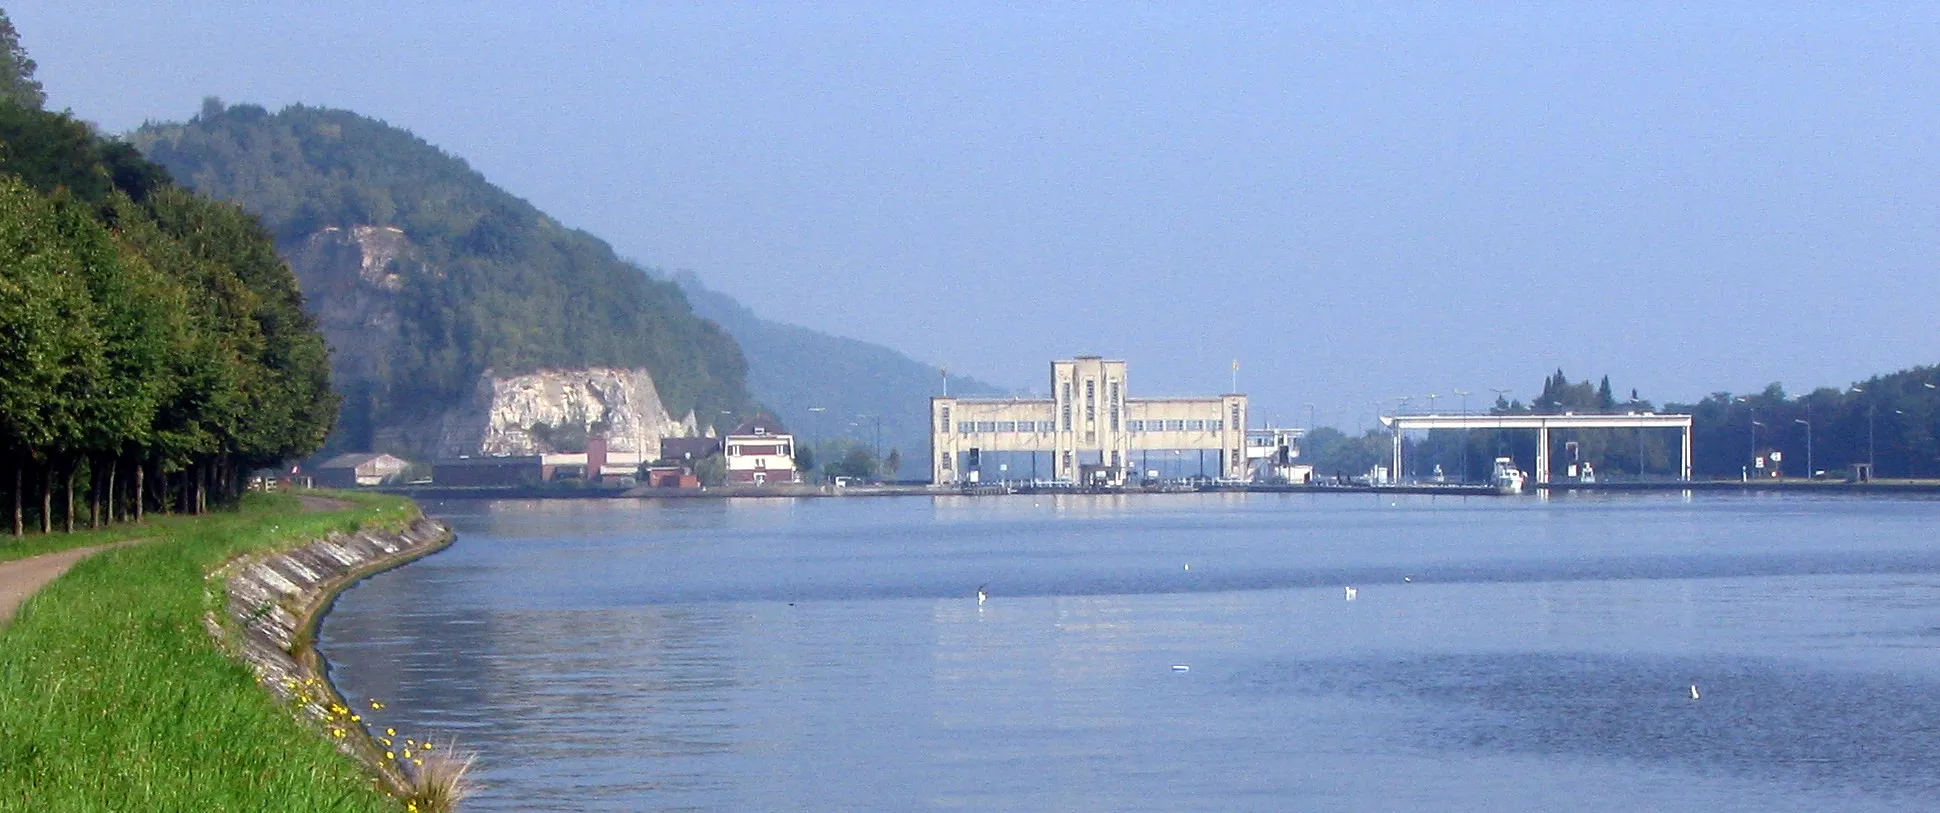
[{"xmin": 320, "ymin": 492, "xmax": 1940, "ymax": 811}]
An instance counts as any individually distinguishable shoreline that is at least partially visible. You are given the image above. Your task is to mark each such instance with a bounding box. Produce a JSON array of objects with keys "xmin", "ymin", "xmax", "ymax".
[
  {"xmin": 369, "ymin": 478, "xmax": 1940, "ymax": 502},
  {"xmin": 210, "ymin": 502, "xmax": 456, "ymax": 796}
]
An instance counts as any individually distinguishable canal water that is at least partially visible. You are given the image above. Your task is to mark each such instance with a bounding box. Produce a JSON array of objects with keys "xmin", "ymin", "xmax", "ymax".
[{"xmin": 320, "ymin": 493, "xmax": 1940, "ymax": 811}]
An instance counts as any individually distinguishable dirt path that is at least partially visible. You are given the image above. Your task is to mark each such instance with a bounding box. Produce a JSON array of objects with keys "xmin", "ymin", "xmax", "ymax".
[
  {"xmin": 0, "ymin": 495, "xmax": 354, "ymax": 628},
  {"xmin": 296, "ymin": 495, "xmax": 354, "ymax": 513},
  {"xmin": 0, "ymin": 539, "xmax": 145, "ymax": 627}
]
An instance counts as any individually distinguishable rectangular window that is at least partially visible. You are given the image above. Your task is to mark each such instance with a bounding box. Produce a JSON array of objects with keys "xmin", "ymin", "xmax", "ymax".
[
  {"xmin": 1209, "ymin": 420, "xmax": 1222, "ymax": 432},
  {"xmin": 996, "ymin": 421, "xmax": 1016, "ymax": 432},
  {"xmin": 1085, "ymin": 379, "xmax": 1096, "ymax": 423},
  {"xmin": 1109, "ymin": 382, "xmax": 1121, "ymax": 431},
  {"xmin": 1166, "ymin": 419, "xmax": 1185, "ymax": 431},
  {"xmin": 977, "ymin": 421, "xmax": 997, "ymax": 433},
  {"xmin": 1128, "ymin": 420, "xmax": 1143, "ymax": 432},
  {"xmin": 1232, "ymin": 403, "xmax": 1242, "ymax": 430},
  {"xmin": 940, "ymin": 406, "xmax": 951, "ymax": 434},
  {"xmin": 941, "ymin": 453, "xmax": 952, "ymax": 470},
  {"xmin": 1062, "ymin": 404, "xmax": 1072, "ymax": 431},
  {"xmin": 959, "ymin": 423, "xmax": 972, "ymax": 435},
  {"xmin": 1110, "ymin": 451, "xmax": 1120, "ymax": 467},
  {"xmin": 1186, "ymin": 419, "xmax": 1205, "ymax": 431},
  {"xmin": 1062, "ymin": 451, "xmax": 1073, "ymax": 469}
]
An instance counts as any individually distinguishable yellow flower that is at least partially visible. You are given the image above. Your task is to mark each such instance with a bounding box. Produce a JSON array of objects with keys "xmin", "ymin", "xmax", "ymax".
[
  {"xmin": 386, "ymin": 728, "xmax": 396, "ymax": 736},
  {"xmin": 386, "ymin": 751, "xmax": 395, "ymax": 760},
  {"xmin": 422, "ymin": 743, "xmax": 434, "ymax": 751},
  {"xmin": 413, "ymin": 758, "xmax": 423, "ymax": 767},
  {"xmin": 402, "ymin": 749, "xmax": 412, "ymax": 759}
]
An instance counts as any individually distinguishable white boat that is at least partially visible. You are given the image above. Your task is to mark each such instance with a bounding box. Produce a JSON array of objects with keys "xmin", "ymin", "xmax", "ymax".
[{"xmin": 1491, "ymin": 457, "xmax": 1527, "ymax": 495}]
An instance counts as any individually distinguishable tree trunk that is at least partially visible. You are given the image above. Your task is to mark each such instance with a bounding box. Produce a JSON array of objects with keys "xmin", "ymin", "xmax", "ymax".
[
  {"xmin": 41, "ymin": 462, "xmax": 53, "ymax": 535},
  {"xmin": 105, "ymin": 460, "xmax": 116, "ymax": 525},
  {"xmin": 89, "ymin": 460, "xmax": 100, "ymax": 529},
  {"xmin": 133, "ymin": 460, "xmax": 144, "ymax": 522},
  {"xmin": 63, "ymin": 463, "xmax": 74, "ymax": 533},
  {"xmin": 11, "ymin": 464, "xmax": 20, "ymax": 537}
]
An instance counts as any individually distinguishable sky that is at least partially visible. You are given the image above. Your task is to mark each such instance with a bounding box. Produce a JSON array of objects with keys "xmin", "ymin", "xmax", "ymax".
[{"xmin": 15, "ymin": 2, "xmax": 1940, "ymax": 430}]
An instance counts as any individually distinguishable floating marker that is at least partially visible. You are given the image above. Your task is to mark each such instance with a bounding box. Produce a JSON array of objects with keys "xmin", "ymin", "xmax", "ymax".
[
  {"xmin": 1344, "ymin": 586, "xmax": 1358, "ymax": 601},
  {"xmin": 1184, "ymin": 563, "xmax": 1190, "ymax": 571},
  {"xmin": 1690, "ymin": 684, "xmax": 1701, "ymax": 700},
  {"xmin": 1172, "ymin": 664, "xmax": 1191, "ymax": 672}
]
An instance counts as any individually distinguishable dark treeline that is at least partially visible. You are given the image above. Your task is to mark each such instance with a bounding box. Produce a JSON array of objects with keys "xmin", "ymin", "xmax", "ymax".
[
  {"xmin": 1306, "ymin": 366, "xmax": 1940, "ymax": 482},
  {"xmin": 0, "ymin": 25, "xmax": 334, "ymax": 536}
]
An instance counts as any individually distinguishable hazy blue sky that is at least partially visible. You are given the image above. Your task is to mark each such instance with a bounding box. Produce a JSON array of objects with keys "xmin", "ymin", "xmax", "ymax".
[{"xmin": 17, "ymin": 3, "xmax": 1940, "ymax": 429}]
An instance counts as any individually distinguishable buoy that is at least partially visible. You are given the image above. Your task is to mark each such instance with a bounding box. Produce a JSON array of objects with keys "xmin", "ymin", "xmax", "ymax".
[
  {"xmin": 1344, "ymin": 586, "xmax": 1358, "ymax": 601},
  {"xmin": 1690, "ymin": 684, "xmax": 1700, "ymax": 700},
  {"xmin": 1184, "ymin": 563, "xmax": 1190, "ymax": 571},
  {"xmin": 977, "ymin": 584, "xmax": 988, "ymax": 606},
  {"xmin": 1172, "ymin": 664, "xmax": 1191, "ymax": 672},
  {"xmin": 1403, "ymin": 576, "xmax": 1413, "ymax": 583}
]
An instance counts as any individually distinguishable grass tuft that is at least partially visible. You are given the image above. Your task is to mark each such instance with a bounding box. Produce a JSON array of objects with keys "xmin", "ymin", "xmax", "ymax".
[{"xmin": 401, "ymin": 741, "xmax": 478, "ymax": 813}]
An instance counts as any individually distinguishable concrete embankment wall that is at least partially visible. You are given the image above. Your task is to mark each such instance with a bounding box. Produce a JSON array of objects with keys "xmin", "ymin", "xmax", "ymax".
[{"xmin": 207, "ymin": 512, "xmax": 454, "ymax": 788}]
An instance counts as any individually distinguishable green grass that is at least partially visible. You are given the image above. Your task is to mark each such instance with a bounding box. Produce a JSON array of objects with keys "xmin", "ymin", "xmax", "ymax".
[{"xmin": 0, "ymin": 491, "xmax": 415, "ymax": 812}]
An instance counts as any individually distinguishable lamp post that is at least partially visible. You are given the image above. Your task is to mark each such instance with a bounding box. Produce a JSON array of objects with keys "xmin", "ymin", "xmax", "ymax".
[
  {"xmin": 1795, "ymin": 418, "xmax": 1812, "ymax": 481},
  {"xmin": 1454, "ymin": 389, "xmax": 1471, "ymax": 483},
  {"xmin": 1852, "ymin": 386, "xmax": 1875, "ymax": 472}
]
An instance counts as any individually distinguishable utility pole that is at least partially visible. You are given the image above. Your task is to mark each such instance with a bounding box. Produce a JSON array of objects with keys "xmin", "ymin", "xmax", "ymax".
[{"xmin": 1454, "ymin": 389, "xmax": 1471, "ymax": 483}]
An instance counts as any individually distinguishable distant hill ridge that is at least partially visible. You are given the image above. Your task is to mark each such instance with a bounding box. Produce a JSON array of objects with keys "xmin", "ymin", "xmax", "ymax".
[
  {"xmin": 673, "ymin": 273, "xmax": 1010, "ymax": 478},
  {"xmin": 130, "ymin": 102, "xmax": 749, "ymax": 455}
]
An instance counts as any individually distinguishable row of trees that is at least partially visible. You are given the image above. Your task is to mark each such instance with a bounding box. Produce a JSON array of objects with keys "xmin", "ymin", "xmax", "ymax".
[{"xmin": 0, "ymin": 94, "xmax": 335, "ymax": 535}]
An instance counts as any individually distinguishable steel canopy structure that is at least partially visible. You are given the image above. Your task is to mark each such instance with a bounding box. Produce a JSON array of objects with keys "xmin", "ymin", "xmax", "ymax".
[{"xmin": 1379, "ymin": 412, "xmax": 1694, "ymax": 485}]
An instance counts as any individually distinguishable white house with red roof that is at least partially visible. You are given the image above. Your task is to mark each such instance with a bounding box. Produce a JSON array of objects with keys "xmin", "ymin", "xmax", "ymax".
[{"xmin": 724, "ymin": 412, "xmax": 800, "ymax": 485}]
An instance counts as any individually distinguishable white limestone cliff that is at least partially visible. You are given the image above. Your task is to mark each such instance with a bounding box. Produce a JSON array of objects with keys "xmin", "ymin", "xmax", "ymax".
[{"xmin": 434, "ymin": 367, "xmax": 696, "ymax": 458}]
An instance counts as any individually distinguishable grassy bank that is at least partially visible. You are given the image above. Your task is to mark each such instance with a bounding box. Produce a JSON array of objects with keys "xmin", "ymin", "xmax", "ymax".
[{"xmin": 0, "ymin": 491, "xmax": 415, "ymax": 812}]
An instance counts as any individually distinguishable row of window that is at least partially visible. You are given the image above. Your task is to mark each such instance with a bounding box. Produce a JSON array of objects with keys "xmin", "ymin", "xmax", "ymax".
[{"xmin": 946, "ymin": 419, "xmax": 1227, "ymax": 434}]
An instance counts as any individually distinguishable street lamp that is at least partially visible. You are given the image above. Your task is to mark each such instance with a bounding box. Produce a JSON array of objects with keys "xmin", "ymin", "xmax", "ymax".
[
  {"xmin": 1454, "ymin": 389, "xmax": 1471, "ymax": 483},
  {"xmin": 1852, "ymin": 386, "xmax": 1876, "ymax": 471},
  {"xmin": 1795, "ymin": 418, "xmax": 1812, "ymax": 481},
  {"xmin": 1751, "ymin": 416, "xmax": 1766, "ymax": 479}
]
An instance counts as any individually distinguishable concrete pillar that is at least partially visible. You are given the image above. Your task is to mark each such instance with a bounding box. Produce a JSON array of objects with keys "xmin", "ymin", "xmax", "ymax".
[
  {"xmin": 1391, "ymin": 428, "xmax": 1403, "ymax": 483},
  {"xmin": 1681, "ymin": 426, "xmax": 1693, "ymax": 481},
  {"xmin": 1535, "ymin": 422, "xmax": 1551, "ymax": 486}
]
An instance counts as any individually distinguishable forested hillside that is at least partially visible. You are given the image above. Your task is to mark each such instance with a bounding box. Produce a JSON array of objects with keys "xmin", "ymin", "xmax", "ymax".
[
  {"xmin": 128, "ymin": 103, "xmax": 748, "ymax": 451},
  {"xmin": 675, "ymin": 273, "xmax": 1009, "ymax": 478},
  {"xmin": 0, "ymin": 49, "xmax": 334, "ymax": 533}
]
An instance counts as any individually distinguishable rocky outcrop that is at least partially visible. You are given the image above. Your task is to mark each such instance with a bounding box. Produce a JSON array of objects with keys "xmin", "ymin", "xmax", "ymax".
[
  {"xmin": 434, "ymin": 367, "xmax": 697, "ymax": 458},
  {"xmin": 285, "ymin": 226, "xmax": 423, "ymax": 390}
]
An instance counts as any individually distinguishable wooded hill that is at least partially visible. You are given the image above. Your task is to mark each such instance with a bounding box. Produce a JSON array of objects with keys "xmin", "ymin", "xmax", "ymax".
[
  {"xmin": 128, "ymin": 102, "xmax": 749, "ymax": 452},
  {"xmin": 674, "ymin": 273, "xmax": 1008, "ymax": 479},
  {"xmin": 0, "ymin": 87, "xmax": 334, "ymax": 531}
]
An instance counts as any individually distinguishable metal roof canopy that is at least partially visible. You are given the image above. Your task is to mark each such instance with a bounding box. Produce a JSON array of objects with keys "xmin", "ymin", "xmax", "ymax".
[{"xmin": 1378, "ymin": 412, "xmax": 1694, "ymax": 484}]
